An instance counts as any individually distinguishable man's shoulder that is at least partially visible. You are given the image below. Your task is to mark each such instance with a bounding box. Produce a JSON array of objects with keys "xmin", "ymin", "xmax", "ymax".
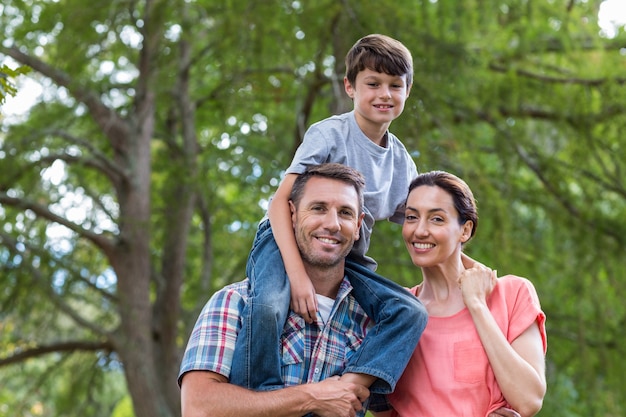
[{"xmin": 206, "ymin": 279, "xmax": 250, "ymax": 309}]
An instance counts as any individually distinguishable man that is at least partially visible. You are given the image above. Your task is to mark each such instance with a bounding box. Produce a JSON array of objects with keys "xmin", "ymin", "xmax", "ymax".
[{"xmin": 179, "ymin": 163, "xmax": 423, "ymax": 417}]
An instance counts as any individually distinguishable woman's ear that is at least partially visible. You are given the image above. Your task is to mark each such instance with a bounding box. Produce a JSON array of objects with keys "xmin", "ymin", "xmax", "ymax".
[{"xmin": 461, "ymin": 220, "xmax": 473, "ymax": 243}]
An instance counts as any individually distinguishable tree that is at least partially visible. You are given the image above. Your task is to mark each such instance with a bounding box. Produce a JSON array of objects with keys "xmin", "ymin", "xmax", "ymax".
[{"xmin": 1, "ymin": 1, "xmax": 625, "ymax": 416}]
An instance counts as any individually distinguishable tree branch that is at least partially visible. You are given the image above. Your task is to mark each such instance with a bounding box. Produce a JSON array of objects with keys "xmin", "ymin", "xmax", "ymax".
[
  {"xmin": 0, "ymin": 46, "xmax": 130, "ymax": 152},
  {"xmin": 0, "ymin": 340, "xmax": 114, "ymax": 367},
  {"xmin": 0, "ymin": 193, "xmax": 116, "ymax": 257},
  {"xmin": 489, "ymin": 61, "xmax": 626, "ymax": 86},
  {"xmin": 38, "ymin": 128, "xmax": 128, "ymax": 182}
]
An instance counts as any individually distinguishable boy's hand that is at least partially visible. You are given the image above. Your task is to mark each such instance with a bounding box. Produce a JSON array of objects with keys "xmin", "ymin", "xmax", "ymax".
[{"xmin": 290, "ymin": 275, "xmax": 318, "ymax": 323}]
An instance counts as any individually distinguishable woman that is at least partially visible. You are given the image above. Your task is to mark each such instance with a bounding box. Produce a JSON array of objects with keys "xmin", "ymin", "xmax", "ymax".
[{"xmin": 373, "ymin": 171, "xmax": 547, "ymax": 417}]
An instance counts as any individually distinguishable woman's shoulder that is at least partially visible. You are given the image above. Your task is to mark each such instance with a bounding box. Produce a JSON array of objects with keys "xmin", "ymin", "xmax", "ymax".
[
  {"xmin": 494, "ymin": 274, "xmax": 541, "ymax": 304},
  {"xmin": 498, "ymin": 274, "xmax": 535, "ymax": 288}
]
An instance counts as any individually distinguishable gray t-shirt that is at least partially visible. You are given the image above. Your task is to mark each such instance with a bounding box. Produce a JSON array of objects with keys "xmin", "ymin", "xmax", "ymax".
[{"xmin": 286, "ymin": 111, "xmax": 418, "ymax": 266}]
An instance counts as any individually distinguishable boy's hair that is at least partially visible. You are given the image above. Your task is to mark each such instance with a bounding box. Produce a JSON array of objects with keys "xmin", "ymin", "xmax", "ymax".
[
  {"xmin": 290, "ymin": 163, "xmax": 365, "ymax": 214},
  {"xmin": 345, "ymin": 34, "xmax": 413, "ymax": 89}
]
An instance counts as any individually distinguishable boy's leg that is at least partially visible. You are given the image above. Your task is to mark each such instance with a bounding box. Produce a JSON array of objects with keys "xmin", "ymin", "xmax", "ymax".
[
  {"xmin": 343, "ymin": 258, "xmax": 428, "ymax": 394},
  {"xmin": 230, "ymin": 220, "xmax": 290, "ymax": 390}
]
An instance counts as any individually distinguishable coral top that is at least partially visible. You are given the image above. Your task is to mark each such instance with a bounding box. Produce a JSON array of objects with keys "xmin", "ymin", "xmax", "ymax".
[{"xmin": 388, "ymin": 275, "xmax": 547, "ymax": 417}]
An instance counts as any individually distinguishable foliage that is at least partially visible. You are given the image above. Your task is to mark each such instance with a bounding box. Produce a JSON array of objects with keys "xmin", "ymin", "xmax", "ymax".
[
  {"xmin": 1, "ymin": 0, "xmax": 626, "ymax": 416},
  {"xmin": 0, "ymin": 64, "xmax": 30, "ymax": 105}
]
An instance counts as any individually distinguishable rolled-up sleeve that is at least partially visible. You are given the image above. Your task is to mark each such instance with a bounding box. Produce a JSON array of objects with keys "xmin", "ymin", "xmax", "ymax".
[{"xmin": 178, "ymin": 282, "xmax": 246, "ymax": 386}]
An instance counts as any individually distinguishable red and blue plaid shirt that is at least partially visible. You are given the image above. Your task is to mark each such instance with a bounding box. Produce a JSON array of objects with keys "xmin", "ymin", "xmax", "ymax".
[{"xmin": 179, "ymin": 278, "xmax": 372, "ymax": 415}]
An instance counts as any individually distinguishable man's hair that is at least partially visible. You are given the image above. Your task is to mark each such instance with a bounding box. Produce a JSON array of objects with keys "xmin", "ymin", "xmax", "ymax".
[
  {"xmin": 345, "ymin": 34, "xmax": 413, "ymax": 89},
  {"xmin": 290, "ymin": 163, "xmax": 365, "ymax": 213}
]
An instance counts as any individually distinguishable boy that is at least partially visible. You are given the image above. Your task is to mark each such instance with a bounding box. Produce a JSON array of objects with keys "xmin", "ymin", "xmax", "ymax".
[{"xmin": 231, "ymin": 34, "xmax": 427, "ymax": 396}]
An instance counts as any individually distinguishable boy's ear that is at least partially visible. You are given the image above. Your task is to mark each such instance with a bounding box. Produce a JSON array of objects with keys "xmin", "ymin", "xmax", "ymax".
[{"xmin": 344, "ymin": 77, "xmax": 354, "ymax": 99}]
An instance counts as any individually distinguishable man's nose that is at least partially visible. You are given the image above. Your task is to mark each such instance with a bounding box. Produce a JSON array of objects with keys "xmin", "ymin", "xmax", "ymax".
[{"xmin": 322, "ymin": 210, "xmax": 341, "ymax": 231}]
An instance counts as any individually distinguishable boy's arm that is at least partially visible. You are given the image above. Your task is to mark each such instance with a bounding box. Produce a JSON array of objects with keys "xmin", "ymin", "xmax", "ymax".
[{"xmin": 267, "ymin": 173, "xmax": 318, "ymax": 323}]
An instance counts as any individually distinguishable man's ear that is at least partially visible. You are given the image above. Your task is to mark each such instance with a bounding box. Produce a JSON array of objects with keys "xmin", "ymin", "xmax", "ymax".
[
  {"xmin": 354, "ymin": 212, "xmax": 365, "ymax": 241},
  {"xmin": 289, "ymin": 200, "xmax": 297, "ymax": 226}
]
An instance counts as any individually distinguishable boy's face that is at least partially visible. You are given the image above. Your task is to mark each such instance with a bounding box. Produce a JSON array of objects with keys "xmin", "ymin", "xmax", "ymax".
[{"xmin": 344, "ymin": 68, "xmax": 411, "ymax": 137}]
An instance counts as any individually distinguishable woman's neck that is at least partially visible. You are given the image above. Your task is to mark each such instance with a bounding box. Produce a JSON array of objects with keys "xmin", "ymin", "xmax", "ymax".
[{"xmin": 417, "ymin": 259, "xmax": 467, "ymax": 316}]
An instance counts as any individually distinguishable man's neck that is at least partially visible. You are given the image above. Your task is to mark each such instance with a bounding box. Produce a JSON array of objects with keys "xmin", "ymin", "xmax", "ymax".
[{"xmin": 306, "ymin": 263, "xmax": 345, "ymax": 299}]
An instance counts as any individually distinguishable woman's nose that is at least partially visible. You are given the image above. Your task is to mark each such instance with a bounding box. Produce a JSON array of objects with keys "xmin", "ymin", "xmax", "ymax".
[{"xmin": 415, "ymin": 220, "xmax": 428, "ymax": 236}]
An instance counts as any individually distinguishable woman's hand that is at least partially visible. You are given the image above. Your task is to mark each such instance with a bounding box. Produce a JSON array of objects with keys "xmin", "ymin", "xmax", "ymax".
[
  {"xmin": 488, "ymin": 406, "xmax": 521, "ymax": 417},
  {"xmin": 457, "ymin": 263, "xmax": 497, "ymax": 309}
]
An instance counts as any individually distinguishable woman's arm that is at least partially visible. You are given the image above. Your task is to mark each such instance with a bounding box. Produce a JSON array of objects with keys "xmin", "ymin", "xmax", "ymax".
[
  {"xmin": 460, "ymin": 268, "xmax": 546, "ymax": 417},
  {"xmin": 267, "ymin": 173, "xmax": 317, "ymax": 322}
]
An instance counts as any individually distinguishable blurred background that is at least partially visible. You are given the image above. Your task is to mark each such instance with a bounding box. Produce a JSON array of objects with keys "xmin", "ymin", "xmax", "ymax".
[{"xmin": 1, "ymin": 1, "xmax": 625, "ymax": 416}]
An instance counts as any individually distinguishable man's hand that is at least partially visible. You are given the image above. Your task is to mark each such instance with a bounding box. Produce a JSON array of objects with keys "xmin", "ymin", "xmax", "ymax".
[
  {"xmin": 308, "ymin": 376, "xmax": 370, "ymax": 417},
  {"xmin": 290, "ymin": 274, "xmax": 318, "ymax": 323},
  {"xmin": 488, "ymin": 406, "xmax": 521, "ymax": 417}
]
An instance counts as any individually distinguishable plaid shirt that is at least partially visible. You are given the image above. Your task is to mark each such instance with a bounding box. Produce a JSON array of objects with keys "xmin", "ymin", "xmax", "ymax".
[{"xmin": 179, "ymin": 278, "xmax": 372, "ymax": 416}]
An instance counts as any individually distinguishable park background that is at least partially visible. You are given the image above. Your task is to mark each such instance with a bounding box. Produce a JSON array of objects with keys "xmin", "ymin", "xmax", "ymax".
[{"xmin": 1, "ymin": 1, "xmax": 625, "ymax": 416}]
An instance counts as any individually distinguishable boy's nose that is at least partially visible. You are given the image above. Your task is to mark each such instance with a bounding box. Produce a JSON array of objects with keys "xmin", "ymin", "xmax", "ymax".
[{"xmin": 380, "ymin": 87, "xmax": 392, "ymax": 99}]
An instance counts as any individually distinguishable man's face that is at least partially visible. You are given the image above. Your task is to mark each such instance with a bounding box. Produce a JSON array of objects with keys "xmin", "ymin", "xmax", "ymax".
[{"xmin": 290, "ymin": 177, "xmax": 363, "ymax": 269}]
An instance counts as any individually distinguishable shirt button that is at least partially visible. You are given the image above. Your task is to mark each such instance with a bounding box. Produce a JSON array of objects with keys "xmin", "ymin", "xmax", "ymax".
[{"xmin": 314, "ymin": 368, "xmax": 320, "ymax": 374}]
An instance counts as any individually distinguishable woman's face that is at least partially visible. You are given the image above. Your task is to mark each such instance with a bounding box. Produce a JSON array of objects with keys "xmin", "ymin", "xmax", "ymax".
[{"xmin": 402, "ymin": 185, "xmax": 472, "ymax": 268}]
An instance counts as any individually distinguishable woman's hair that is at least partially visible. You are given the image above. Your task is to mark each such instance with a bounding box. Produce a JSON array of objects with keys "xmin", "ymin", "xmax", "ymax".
[
  {"xmin": 290, "ymin": 163, "xmax": 365, "ymax": 213},
  {"xmin": 344, "ymin": 34, "xmax": 413, "ymax": 89},
  {"xmin": 408, "ymin": 171, "xmax": 478, "ymax": 241}
]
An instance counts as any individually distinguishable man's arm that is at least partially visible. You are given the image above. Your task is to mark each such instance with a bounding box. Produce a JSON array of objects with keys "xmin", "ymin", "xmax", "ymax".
[{"xmin": 181, "ymin": 371, "xmax": 369, "ymax": 417}]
